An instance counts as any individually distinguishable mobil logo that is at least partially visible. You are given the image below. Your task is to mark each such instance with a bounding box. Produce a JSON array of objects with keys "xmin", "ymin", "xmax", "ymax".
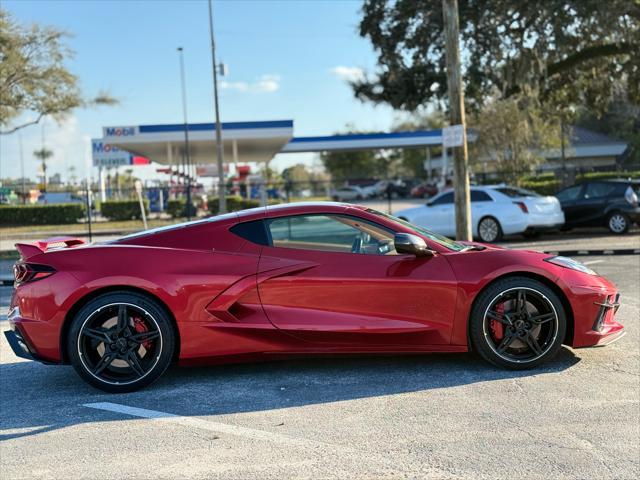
[
  {"xmin": 105, "ymin": 126, "xmax": 136, "ymax": 137},
  {"xmin": 93, "ymin": 141, "xmax": 123, "ymax": 154}
]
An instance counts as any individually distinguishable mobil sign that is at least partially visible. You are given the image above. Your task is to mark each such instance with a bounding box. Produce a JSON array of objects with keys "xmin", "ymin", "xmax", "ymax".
[
  {"xmin": 92, "ymin": 139, "xmax": 151, "ymax": 167},
  {"xmin": 103, "ymin": 125, "xmax": 137, "ymax": 138},
  {"xmin": 92, "ymin": 139, "xmax": 132, "ymax": 167}
]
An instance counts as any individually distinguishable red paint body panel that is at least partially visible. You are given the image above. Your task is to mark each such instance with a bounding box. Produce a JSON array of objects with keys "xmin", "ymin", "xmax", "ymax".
[{"xmin": 6, "ymin": 203, "xmax": 624, "ymax": 367}]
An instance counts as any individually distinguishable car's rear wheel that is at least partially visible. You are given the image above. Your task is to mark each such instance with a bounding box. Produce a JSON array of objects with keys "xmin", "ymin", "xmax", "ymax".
[
  {"xmin": 469, "ymin": 277, "xmax": 566, "ymax": 369},
  {"xmin": 67, "ymin": 292, "xmax": 175, "ymax": 393},
  {"xmin": 607, "ymin": 211, "xmax": 629, "ymax": 234},
  {"xmin": 477, "ymin": 216, "xmax": 503, "ymax": 243}
]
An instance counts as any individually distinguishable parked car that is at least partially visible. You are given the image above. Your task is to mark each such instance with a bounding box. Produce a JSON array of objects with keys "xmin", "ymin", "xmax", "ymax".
[
  {"xmin": 330, "ymin": 185, "xmax": 365, "ymax": 202},
  {"xmin": 411, "ymin": 182, "xmax": 439, "ymax": 199},
  {"xmin": 37, "ymin": 192, "xmax": 85, "ymax": 205},
  {"xmin": 360, "ymin": 180, "xmax": 388, "ymax": 198},
  {"xmin": 556, "ymin": 180, "xmax": 640, "ymax": 234},
  {"xmin": 395, "ymin": 185, "xmax": 565, "ymax": 243},
  {"xmin": 5, "ymin": 202, "xmax": 623, "ymax": 392}
]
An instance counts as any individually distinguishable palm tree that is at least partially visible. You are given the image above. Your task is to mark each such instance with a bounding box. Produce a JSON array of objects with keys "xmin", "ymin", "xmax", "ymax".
[{"xmin": 33, "ymin": 147, "xmax": 53, "ymax": 191}]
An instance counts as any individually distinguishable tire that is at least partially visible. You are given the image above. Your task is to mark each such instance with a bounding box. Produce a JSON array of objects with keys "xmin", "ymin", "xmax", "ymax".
[
  {"xmin": 606, "ymin": 211, "xmax": 629, "ymax": 234},
  {"xmin": 477, "ymin": 216, "xmax": 503, "ymax": 243},
  {"xmin": 332, "ymin": 196, "xmax": 339, "ymax": 202},
  {"xmin": 67, "ymin": 291, "xmax": 175, "ymax": 393},
  {"xmin": 469, "ymin": 277, "xmax": 566, "ymax": 370}
]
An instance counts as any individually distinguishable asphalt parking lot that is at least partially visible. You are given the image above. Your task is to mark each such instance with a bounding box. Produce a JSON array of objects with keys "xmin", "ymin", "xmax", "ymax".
[{"xmin": 0, "ymin": 237, "xmax": 638, "ymax": 479}]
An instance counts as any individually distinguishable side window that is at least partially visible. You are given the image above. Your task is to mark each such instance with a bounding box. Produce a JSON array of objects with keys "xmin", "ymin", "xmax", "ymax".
[
  {"xmin": 583, "ymin": 182, "xmax": 615, "ymax": 199},
  {"xmin": 266, "ymin": 214, "xmax": 397, "ymax": 255},
  {"xmin": 556, "ymin": 185, "xmax": 582, "ymax": 202},
  {"xmin": 470, "ymin": 190, "xmax": 493, "ymax": 202},
  {"xmin": 431, "ymin": 192, "xmax": 454, "ymax": 205},
  {"xmin": 230, "ymin": 220, "xmax": 269, "ymax": 245}
]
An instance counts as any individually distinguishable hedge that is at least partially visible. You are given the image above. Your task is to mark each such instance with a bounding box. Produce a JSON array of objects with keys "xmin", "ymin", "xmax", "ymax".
[
  {"xmin": 100, "ymin": 200, "xmax": 149, "ymax": 221},
  {"xmin": 520, "ymin": 180, "xmax": 562, "ymax": 196},
  {"xmin": 166, "ymin": 199, "xmax": 197, "ymax": 218},
  {"xmin": 0, "ymin": 203, "xmax": 85, "ymax": 226},
  {"xmin": 208, "ymin": 196, "xmax": 262, "ymax": 214},
  {"xmin": 577, "ymin": 170, "xmax": 640, "ymax": 181},
  {"xmin": 520, "ymin": 170, "xmax": 640, "ymax": 195}
]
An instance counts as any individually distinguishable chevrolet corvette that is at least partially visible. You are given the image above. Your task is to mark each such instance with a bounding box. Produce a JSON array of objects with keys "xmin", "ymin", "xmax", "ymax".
[{"xmin": 4, "ymin": 202, "xmax": 624, "ymax": 392}]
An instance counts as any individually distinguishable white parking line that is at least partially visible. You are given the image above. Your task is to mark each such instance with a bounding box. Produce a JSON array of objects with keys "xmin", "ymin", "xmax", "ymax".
[
  {"xmin": 83, "ymin": 402, "xmax": 315, "ymax": 447},
  {"xmin": 582, "ymin": 260, "xmax": 605, "ymax": 265}
]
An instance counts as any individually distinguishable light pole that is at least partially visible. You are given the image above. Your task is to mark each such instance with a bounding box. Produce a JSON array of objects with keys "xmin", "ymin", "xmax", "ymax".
[
  {"xmin": 19, "ymin": 132, "xmax": 26, "ymax": 204},
  {"xmin": 208, "ymin": 0, "xmax": 226, "ymax": 214},
  {"xmin": 177, "ymin": 47, "xmax": 193, "ymax": 221}
]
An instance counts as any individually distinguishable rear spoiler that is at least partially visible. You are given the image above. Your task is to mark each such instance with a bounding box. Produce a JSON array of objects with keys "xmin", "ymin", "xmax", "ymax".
[{"xmin": 15, "ymin": 237, "xmax": 86, "ymax": 261}]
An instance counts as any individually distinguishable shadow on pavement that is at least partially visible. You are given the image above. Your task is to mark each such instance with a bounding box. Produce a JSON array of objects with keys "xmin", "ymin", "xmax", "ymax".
[{"xmin": 0, "ymin": 347, "xmax": 580, "ymax": 441}]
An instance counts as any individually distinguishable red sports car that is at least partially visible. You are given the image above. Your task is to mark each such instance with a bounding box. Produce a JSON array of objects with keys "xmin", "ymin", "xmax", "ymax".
[{"xmin": 5, "ymin": 202, "xmax": 624, "ymax": 392}]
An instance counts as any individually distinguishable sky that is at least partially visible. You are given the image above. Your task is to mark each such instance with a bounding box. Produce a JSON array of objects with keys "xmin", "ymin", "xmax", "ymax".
[{"xmin": 0, "ymin": 0, "xmax": 407, "ymax": 183}]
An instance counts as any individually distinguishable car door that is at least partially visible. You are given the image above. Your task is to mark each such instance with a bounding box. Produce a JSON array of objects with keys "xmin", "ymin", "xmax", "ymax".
[
  {"xmin": 469, "ymin": 189, "xmax": 494, "ymax": 228},
  {"xmin": 257, "ymin": 212, "xmax": 458, "ymax": 347},
  {"xmin": 573, "ymin": 182, "xmax": 616, "ymax": 225},
  {"xmin": 556, "ymin": 184, "xmax": 584, "ymax": 226},
  {"xmin": 413, "ymin": 191, "xmax": 455, "ymax": 236}
]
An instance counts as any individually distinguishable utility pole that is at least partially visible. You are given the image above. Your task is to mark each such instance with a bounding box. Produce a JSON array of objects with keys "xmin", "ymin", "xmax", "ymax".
[
  {"xmin": 560, "ymin": 117, "xmax": 567, "ymax": 187},
  {"xmin": 177, "ymin": 47, "xmax": 193, "ymax": 221},
  {"xmin": 208, "ymin": 0, "xmax": 226, "ymax": 214},
  {"xmin": 442, "ymin": 0, "xmax": 472, "ymax": 241}
]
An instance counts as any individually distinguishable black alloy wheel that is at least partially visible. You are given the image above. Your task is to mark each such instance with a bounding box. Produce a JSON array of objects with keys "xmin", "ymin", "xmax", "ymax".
[
  {"xmin": 470, "ymin": 277, "xmax": 566, "ymax": 369},
  {"xmin": 68, "ymin": 292, "xmax": 174, "ymax": 392}
]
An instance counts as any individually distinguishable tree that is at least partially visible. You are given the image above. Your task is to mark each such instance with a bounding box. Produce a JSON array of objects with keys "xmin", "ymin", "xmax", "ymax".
[
  {"xmin": 575, "ymin": 79, "xmax": 640, "ymax": 165},
  {"xmin": 354, "ymin": 0, "xmax": 639, "ymax": 113},
  {"xmin": 471, "ymin": 93, "xmax": 560, "ymax": 185},
  {"xmin": 282, "ymin": 164, "xmax": 312, "ymax": 189},
  {"xmin": 67, "ymin": 165, "xmax": 77, "ymax": 185},
  {"xmin": 33, "ymin": 147, "xmax": 53, "ymax": 190},
  {"xmin": 321, "ymin": 148, "xmax": 389, "ymax": 181},
  {"xmin": 0, "ymin": 9, "xmax": 116, "ymax": 134},
  {"xmin": 392, "ymin": 111, "xmax": 446, "ymax": 179}
]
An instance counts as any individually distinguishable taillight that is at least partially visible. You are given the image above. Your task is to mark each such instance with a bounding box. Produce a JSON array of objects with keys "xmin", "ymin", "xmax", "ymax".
[
  {"xmin": 13, "ymin": 263, "xmax": 56, "ymax": 285},
  {"xmin": 625, "ymin": 186, "xmax": 638, "ymax": 207},
  {"xmin": 514, "ymin": 201, "xmax": 529, "ymax": 213}
]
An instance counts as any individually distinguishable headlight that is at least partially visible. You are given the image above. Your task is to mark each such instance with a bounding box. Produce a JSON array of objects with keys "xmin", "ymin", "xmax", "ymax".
[{"xmin": 544, "ymin": 256, "xmax": 597, "ymax": 275}]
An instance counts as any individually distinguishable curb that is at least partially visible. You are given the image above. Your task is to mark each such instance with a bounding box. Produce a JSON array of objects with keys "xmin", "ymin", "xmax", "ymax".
[{"xmin": 543, "ymin": 249, "xmax": 640, "ymax": 256}]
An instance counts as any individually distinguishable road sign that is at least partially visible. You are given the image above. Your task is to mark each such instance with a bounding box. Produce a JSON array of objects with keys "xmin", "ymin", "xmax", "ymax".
[{"xmin": 442, "ymin": 124, "xmax": 465, "ymax": 148}]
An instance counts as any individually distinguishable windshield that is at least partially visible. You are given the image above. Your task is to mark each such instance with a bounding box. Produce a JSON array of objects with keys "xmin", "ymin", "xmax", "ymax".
[{"xmin": 365, "ymin": 208, "xmax": 466, "ymax": 252}]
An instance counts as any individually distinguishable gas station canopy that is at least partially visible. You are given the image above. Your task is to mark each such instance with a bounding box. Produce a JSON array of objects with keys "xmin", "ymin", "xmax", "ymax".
[
  {"xmin": 99, "ymin": 119, "xmax": 449, "ymax": 167},
  {"xmin": 102, "ymin": 120, "xmax": 294, "ymax": 166}
]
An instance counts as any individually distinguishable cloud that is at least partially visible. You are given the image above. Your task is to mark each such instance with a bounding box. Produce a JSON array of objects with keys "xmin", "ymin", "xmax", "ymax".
[
  {"xmin": 330, "ymin": 66, "xmax": 365, "ymax": 83},
  {"xmin": 220, "ymin": 74, "xmax": 280, "ymax": 93}
]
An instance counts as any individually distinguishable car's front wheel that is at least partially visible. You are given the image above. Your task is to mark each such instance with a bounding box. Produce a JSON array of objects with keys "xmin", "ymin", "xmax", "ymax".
[
  {"xmin": 67, "ymin": 292, "xmax": 175, "ymax": 393},
  {"xmin": 607, "ymin": 211, "xmax": 629, "ymax": 234},
  {"xmin": 469, "ymin": 277, "xmax": 566, "ymax": 369},
  {"xmin": 477, "ymin": 216, "xmax": 503, "ymax": 243}
]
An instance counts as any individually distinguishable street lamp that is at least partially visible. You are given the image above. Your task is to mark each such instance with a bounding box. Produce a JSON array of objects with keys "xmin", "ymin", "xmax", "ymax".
[
  {"xmin": 208, "ymin": 0, "xmax": 226, "ymax": 214},
  {"xmin": 177, "ymin": 47, "xmax": 193, "ymax": 221}
]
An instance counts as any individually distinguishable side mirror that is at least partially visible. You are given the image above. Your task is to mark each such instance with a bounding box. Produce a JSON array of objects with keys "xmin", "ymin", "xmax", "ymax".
[{"xmin": 394, "ymin": 233, "xmax": 435, "ymax": 257}]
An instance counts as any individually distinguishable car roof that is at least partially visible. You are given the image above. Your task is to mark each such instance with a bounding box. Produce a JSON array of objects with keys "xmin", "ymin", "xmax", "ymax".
[{"xmin": 116, "ymin": 202, "xmax": 370, "ymax": 242}]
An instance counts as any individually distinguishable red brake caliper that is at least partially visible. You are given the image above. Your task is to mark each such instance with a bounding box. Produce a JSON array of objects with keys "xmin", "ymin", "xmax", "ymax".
[
  {"xmin": 490, "ymin": 302, "xmax": 505, "ymax": 340},
  {"xmin": 133, "ymin": 317, "xmax": 152, "ymax": 350}
]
